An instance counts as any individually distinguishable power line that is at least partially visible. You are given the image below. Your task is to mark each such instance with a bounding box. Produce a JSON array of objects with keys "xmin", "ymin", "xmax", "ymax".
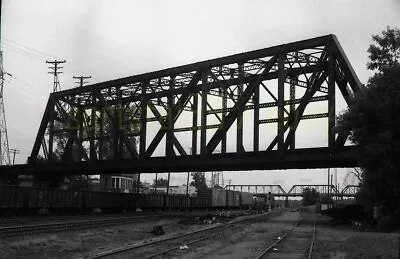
[
  {"xmin": 1, "ymin": 37, "xmax": 64, "ymax": 60},
  {"xmin": 1, "ymin": 44, "xmax": 46, "ymax": 61}
]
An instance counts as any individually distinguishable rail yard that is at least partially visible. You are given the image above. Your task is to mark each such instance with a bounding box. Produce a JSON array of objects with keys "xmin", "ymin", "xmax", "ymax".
[
  {"xmin": 1, "ymin": 1, "xmax": 400, "ymax": 258},
  {"xmin": 1, "ymin": 208, "xmax": 398, "ymax": 258}
]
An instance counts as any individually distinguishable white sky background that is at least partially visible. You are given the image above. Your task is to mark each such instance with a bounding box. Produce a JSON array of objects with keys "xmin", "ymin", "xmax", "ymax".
[{"xmin": 1, "ymin": 0, "xmax": 399, "ymax": 191}]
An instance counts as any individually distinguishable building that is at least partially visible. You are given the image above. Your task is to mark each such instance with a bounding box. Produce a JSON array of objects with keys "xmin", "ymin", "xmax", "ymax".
[{"xmin": 100, "ymin": 174, "xmax": 139, "ymax": 193}]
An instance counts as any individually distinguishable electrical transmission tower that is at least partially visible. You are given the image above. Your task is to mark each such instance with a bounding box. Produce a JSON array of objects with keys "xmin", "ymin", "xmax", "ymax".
[
  {"xmin": 0, "ymin": 50, "xmax": 11, "ymax": 165},
  {"xmin": 73, "ymin": 76, "xmax": 91, "ymax": 87},
  {"xmin": 46, "ymin": 60, "xmax": 66, "ymax": 92}
]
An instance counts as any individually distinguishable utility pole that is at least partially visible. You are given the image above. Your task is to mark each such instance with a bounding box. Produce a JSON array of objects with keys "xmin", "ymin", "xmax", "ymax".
[
  {"xmin": 46, "ymin": 60, "xmax": 66, "ymax": 92},
  {"xmin": 73, "ymin": 76, "xmax": 91, "ymax": 87},
  {"xmin": 0, "ymin": 0, "xmax": 11, "ymax": 166},
  {"xmin": 9, "ymin": 148, "xmax": 20, "ymax": 165},
  {"xmin": 154, "ymin": 173, "xmax": 158, "ymax": 194}
]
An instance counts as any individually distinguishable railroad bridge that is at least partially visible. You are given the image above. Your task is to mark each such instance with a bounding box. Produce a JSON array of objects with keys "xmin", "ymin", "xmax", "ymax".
[
  {"xmin": 225, "ymin": 184, "xmax": 360, "ymax": 198},
  {"xmin": 1, "ymin": 34, "xmax": 361, "ymax": 176}
]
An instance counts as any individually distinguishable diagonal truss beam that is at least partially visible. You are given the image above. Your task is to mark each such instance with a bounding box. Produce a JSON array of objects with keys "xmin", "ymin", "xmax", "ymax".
[
  {"xmin": 147, "ymin": 102, "xmax": 187, "ymax": 156},
  {"xmin": 144, "ymin": 70, "xmax": 202, "ymax": 158},
  {"xmin": 206, "ymin": 55, "xmax": 278, "ymax": 154},
  {"xmin": 94, "ymin": 92, "xmax": 139, "ymax": 159}
]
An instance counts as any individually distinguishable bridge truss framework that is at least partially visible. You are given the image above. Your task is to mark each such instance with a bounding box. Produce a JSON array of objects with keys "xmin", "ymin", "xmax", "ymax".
[
  {"xmin": 22, "ymin": 34, "xmax": 362, "ymax": 175},
  {"xmin": 225, "ymin": 184, "xmax": 359, "ymax": 198}
]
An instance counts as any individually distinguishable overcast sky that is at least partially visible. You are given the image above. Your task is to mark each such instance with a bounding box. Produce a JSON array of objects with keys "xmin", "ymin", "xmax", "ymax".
[{"xmin": 1, "ymin": 0, "xmax": 399, "ymax": 191}]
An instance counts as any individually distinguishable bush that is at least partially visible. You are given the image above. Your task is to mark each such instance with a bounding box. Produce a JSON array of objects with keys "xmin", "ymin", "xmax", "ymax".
[{"xmin": 376, "ymin": 215, "xmax": 395, "ymax": 232}]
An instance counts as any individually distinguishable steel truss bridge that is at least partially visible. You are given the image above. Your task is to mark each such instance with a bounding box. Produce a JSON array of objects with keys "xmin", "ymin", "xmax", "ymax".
[
  {"xmin": 225, "ymin": 184, "xmax": 360, "ymax": 198},
  {"xmin": 2, "ymin": 34, "xmax": 362, "ymax": 176}
]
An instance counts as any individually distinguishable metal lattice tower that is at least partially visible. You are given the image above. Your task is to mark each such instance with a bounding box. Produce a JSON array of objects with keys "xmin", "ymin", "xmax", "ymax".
[
  {"xmin": 46, "ymin": 60, "xmax": 66, "ymax": 92},
  {"xmin": 0, "ymin": 50, "xmax": 10, "ymax": 165}
]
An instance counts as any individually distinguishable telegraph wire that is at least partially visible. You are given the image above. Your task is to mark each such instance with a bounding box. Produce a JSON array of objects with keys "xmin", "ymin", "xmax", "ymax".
[
  {"xmin": 1, "ymin": 45, "xmax": 45, "ymax": 61},
  {"xmin": 1, "ymin": 37, "xmax": 64, "ymax": 60}
]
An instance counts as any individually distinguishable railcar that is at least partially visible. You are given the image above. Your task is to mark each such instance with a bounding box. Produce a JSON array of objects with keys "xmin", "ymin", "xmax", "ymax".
[
  {"xmin": 0, "ymin": 185, "xmax": 211, "ymax": 215},
  {"xmin": 0, "ymin": 185, "xmax": 262, "ymax": 215}
]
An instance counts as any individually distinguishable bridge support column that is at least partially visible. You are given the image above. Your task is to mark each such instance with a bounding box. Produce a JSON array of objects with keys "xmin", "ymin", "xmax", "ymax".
[
  {"xmin": 140, "ymin": 81, "xmax": 148, "ymax": 157},
  {"xmin": 192, "ymin": 93, "xmax": 198, "ymax": 156},
  {"xmin": 253, "ymin": 82, "xmax": 259, "ymax": 152},
  {"xmin": 277, "ymin": 53, "xmax": 285, "ymax": 152},
  {"xmin": 221, "ymin": 81, "xmax": 227, "ymax": 154},
  {"xmin": 328, "ymin": 47, "xmax": 336, "ymax": 148},
  {"xmin": 289, "ymin": 76, "xmax": 297, "ymax": 149},
  {"xmin": 201, "ymin": 70, "xmax": 209, "ymax": 155},
  {"xmin": 237, "ymin": 62, "xmax": 244, "ymax": 153},
  {"xmin": 166, "ymin": 76, "xmax": 175, "ymax": 156}
]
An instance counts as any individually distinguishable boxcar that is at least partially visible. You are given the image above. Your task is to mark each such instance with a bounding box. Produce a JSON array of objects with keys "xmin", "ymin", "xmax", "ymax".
[
  {"xmin": 233, "ymin": 191, "xmax": 241, "ymax": 207},
  {"xmin": 240, "ymin": 192, "xmax": 253, "ymax": 208},
  {"xmin": 226, "ymin": 190, "xmax": 234, "ymax": 207}
]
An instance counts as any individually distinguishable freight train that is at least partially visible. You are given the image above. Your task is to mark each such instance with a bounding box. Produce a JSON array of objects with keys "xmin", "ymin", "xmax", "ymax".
[
  {"xmin": 253, "ymin": 192, "xmax": 275, "ymax": 211},
  {"xmin": 0, "ymin": 185, "xmax": 266, "ymax": 215}
]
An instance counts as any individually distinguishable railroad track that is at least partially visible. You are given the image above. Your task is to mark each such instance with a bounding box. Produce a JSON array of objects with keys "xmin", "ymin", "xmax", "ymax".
[
  {"xmin": 0, "ymin": 213, "xmax": 185, "ymax": 238},
  {"xmin": 255, "ymin": 211, "xmax": 317, "ymax": 259},
  {"xmin": 86, "ymin": 211, "xmax": 280, "ymax": 259}
]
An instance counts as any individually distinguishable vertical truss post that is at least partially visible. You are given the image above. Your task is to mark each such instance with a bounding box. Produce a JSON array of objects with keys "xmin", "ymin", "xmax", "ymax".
[
  {"xmin": 221, "ymin": 83, "xmax": 227, "ymax": 154},
  {"xmin": 253, "ymin": 84, "xmax": 260, "ymax": 152},
  {"xmin": 289, "ymin": 76, "xmax": 297, "ymax": 150},
  {"xmin": 237, "ymin": 62, "xmax": 244, "ymax": 153},
  {"xmin": 90, "ymin": 93, "xmax": 96, "ymax": 160},
  {"xmin": 277, "ymin": 53, "xmax": 286, "ymax": 152},
  {"xmin": 328, "ymin": 47, "xmax": 336, "ymax": 149},
  {"xmin": 201, "ymin": 69, "xmax": 208, "ymax": 156},
  {"xmin": 192, "ymin": 93, "xmax": 198, "ymax": 156},
  {"xmin": 114, "ymin": 87, "xmax": 121, "ymax": 160},
  {"xmin": 166, "ymin": 76, "xmax": 175, "ymax": 157},
  {"xmin": 48, "ymin": 99, "xmax": 55, "ymax": 161},
  {"xmin": 140, "ymin": 81, "xmax": 148, "ymax": 158},
  {"xmin": 78, "ymin": 104, "xmax": 84, "ymax": 161},
  {"xmin": 99, "ymin": 104, "xmax": 104, "ymax": 160}
]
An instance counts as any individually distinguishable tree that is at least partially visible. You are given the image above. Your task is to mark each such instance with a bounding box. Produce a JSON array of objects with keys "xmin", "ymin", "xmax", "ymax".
[
  {"xmin": 190, "ymin": 172, "xmax": 208, "ymax": 192},
  {"xmin": 338, "ymin": 64, "xmax": 400, "ymax": 218},
  {"xmin": 338, "ymin": 27, "xmax": 400, "ymax": 221},
  {"xmin": 302, "ymin": 188, "xmax": 319, "ymax": 206},
  {"xmin": 367, "ymin": 26, "xmax": 400, "ymax": 71},
  {"xmin": 320, "ymin": 194, "xmax": 334, "ymax": 204},
  {"xmin": 153, "ymin": 177, "xmax": 169, "ymax": 187}
]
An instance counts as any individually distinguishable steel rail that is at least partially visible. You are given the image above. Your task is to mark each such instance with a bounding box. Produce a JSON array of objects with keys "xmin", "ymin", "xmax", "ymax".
[
  {"xmin": 86, "ymin": 212, "xmax": 274, "ymax": 259},
  {"xmin": 308, "ymin": 212, "xmax": 317, "ymax": 259},
  {"xmin": 145, "ymin": 214, "xmax": 270, "ymax": 258},
  {"xmin": 255, "ymin": 215, "xmax": 306, "ymax": 259},
  {"xmin": 255, "ymin": 212, "xmax": 317, "ymax": 259},
  {"xmin": 0, "ymin": 214, "xmax": 174, "ymax": 238}
]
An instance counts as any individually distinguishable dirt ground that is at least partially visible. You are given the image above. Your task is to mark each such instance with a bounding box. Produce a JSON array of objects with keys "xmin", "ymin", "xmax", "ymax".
[
  {"xmin": 0, "ymin": 217, "xmax": 213, "ymax": 259},
  {"xmin": 0, "ymin": 210, "xmax": 253, "ymax": 259},
  {"xmin": 0, "ymin": 210, "xmax": 399, "ymax": 258},
  {"xmin": 177, "ymin": 210, "xmax": 303, "ymax": 259},
  {"xmin": 170, "ymin": 211, "xmax": 400, "ymax": 259},
  {"xmin": 313, "ymin": 215, "xmax": 400, "ymax": 259}
]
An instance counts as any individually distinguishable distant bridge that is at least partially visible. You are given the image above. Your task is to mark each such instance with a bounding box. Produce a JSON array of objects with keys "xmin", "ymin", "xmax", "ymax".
[{"xmin": 225, "ymin": 184, "xmax": 359, "ymax": 198}]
